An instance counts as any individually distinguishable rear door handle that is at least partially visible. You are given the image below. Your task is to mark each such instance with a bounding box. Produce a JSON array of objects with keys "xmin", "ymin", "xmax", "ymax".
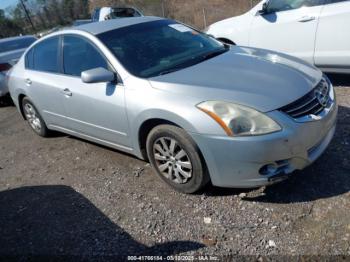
[
  {"xmin": 61, "ymin": 88, "xmax": 72, "ymax": 97},
  {"xmin": 298, "ymin": 15, "xmax": 316, "ymax": 22},
  {"xmin": 25, "ymin": 78, "xmax": 32, "ymax": 86}
]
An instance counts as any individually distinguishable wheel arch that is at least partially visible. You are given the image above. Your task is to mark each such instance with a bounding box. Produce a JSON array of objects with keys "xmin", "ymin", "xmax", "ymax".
[
  {"xmin": 18, "ymin": 93, "xmax": 27, "ymax": 119},
  {"xmin": 137, "ymin": 117, "xmax": 210, "ymax": 185},
  {"xmin": 138, "ymin": 118, "xmax": 181, "ymax": 161}
]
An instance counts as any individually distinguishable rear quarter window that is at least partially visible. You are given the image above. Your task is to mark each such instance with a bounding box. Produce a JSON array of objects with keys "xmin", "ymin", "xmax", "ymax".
[
  {"xmin": 25, "ymin": 48, "xmax": 34, "ymax": 69},
  {"xmin": 25, "ymin": 37, "xmax": 60, "ymax": 73}
]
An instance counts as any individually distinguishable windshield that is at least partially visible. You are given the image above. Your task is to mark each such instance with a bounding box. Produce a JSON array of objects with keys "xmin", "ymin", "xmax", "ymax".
[
  {"xmin": 0, "ymin": 37, "xmax": 36, "ymax": 54},
  {"xmin": 97, "ymin": 20, "xmax": 227, "ymax": 78}
]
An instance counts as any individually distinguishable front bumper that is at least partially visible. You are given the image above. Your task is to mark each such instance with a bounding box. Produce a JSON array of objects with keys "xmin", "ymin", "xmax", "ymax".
[
  {"xmin": 191, "ymin": 100, "xmax": 338, "ymax": 188},
  {"xmin": 0, "ymin": 72, "xmax": 9, "ymax": 97}
]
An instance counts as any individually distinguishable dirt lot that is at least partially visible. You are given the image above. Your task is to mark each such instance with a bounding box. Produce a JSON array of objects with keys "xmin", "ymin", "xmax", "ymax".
[{"xmin": 0, "ymin": 74, "xmax": 349, "ymax": 259}]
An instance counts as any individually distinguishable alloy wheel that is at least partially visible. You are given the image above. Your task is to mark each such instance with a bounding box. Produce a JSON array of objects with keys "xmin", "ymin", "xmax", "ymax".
[
  {"xmin": 153, "ymin": 137, "xmax": 192, "ymax": 184},
  {"xmin": 24, "ymin": 103, "xmax": 42, "ymax": 133}
]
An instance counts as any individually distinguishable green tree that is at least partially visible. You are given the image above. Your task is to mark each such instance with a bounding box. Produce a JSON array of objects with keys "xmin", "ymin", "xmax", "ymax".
[
  {"xmin": 0, "ymin": 0, "xmax": 92, "ymax": 37},
  {"xmin": 62, "ymin": 0, "xmax": 75, "ymax": 21},
  {"xmin": 0, "ymin": 9, "xmax": 23, "ymax": 38}
]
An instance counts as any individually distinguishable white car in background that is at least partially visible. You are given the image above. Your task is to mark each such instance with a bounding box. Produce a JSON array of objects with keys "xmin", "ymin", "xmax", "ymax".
[{"xmin": 206, "ymin": 0, "xmax": 350, "ymax": 73}]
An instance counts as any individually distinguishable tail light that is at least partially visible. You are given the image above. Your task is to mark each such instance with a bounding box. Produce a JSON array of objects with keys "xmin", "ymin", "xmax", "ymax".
[{"xmin": 0, "ymin": 63, "xmax": 12, "ymax": 72}]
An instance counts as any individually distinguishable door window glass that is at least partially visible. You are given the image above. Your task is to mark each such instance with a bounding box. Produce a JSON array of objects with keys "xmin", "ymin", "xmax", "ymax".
[
  {"xmin": 267, "ymin": 0, "xmax": 325, "ymax": 12},
  {"xmin": 32, "ymin": 37, "xmax": 60, "ymax": 73},
  {"xmin": 63, "ymin": 35, "xmax": 109, "ymax": 77}
]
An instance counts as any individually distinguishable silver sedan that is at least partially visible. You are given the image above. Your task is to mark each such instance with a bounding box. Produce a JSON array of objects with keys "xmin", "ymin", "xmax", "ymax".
[{"xmin": 8, "ymin": 17, "xmax": 337, "ymax": 193}]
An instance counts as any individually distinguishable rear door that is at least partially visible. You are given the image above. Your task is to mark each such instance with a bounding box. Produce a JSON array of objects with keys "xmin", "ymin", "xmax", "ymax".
[
  {"xmin": 24, "ymin": 36, "xmax": 67, "ymax": 127},
  {"xmin": 314, "ymin": 0, "xmax": 350, "ymax": 69},
  {"xmin": 249, "ymin": 0, "xmax": 325, "ymax": 64}
]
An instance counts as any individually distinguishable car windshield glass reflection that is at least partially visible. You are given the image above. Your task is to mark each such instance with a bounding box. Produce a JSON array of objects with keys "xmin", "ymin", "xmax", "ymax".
[{"xmin": 98, "ymin": 20, "xmax": 227, "ymax": 78}]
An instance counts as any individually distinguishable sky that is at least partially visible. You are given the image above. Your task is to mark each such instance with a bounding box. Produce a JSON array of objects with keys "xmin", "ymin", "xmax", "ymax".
[{"xmin": 0, "ymin": 0, "xmax": 19, "ymax": 10}]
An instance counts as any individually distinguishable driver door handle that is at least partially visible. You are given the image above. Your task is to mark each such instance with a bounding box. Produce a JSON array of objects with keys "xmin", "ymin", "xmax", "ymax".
[
  {"xmin": 298, "ymin": 15, "xmax": 316, "ymax": 22},
  {"xmin": 61, "ymin": 88, "xmax": 72, "ymax": 97}
]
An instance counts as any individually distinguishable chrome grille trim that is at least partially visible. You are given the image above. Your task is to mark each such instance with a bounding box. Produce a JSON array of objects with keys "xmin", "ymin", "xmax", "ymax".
[
  {"xmin": 284, "ymin": 96, "xmax": 317, "ymax": 114},
  {"xmin": 280, "ymin": 78, "xmax": 332, "ymax": 121}
]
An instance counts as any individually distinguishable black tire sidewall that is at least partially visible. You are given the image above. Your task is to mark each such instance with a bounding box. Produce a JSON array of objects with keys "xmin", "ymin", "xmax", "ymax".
[
  {"xmin": 22, "ymin": 97, "xmax": 49, "ymax": 137},
  {"xmin": 146, "ymin": 125, "xmax": 209, "ymax": 194}
]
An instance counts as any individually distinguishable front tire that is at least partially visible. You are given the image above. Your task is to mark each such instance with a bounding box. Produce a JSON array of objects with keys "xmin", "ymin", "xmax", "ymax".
[
  {"xmin": 22, "ymin": 97, "xmax": 50, "ymax": 137},
  {"xmin": 146, "ymin": 125, "xmax": 209, "ymax": 194}
]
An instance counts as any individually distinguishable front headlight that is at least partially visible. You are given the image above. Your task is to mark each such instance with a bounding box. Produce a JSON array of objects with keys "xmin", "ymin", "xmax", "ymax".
[{"xmin": 197, "ymin": 101, "xmax": 281, "ymax": 137}]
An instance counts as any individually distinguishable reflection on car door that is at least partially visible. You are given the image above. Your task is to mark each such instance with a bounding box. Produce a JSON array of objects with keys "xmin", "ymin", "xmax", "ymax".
[
  {"xmin": 24, "ymin": 36, "xmax": 67, "ymax": 127},
  {"xmin": 314, "ymin": 0, "xmax": 350, "ymax": 69},
  {"xmin": 249, "ymin": 0, "xmax": 325, "ymax": 64},
  {"xmin": 59, "ymin": 35, "xmax": 131, "ymax": 150}
]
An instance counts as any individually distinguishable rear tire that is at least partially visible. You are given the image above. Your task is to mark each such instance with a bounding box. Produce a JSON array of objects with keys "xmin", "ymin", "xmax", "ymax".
[
  {"xmin": 146, "ymin": 124, "xmax": 209, "ymax": 194},
  {"xmin": 22, "ymin": 97, "xmax": 50, "ymax": 137}
]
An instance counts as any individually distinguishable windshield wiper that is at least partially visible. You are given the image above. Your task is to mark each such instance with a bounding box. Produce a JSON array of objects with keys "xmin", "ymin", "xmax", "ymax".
[
  {"xmin": 158, "ymin": 67, "xmax": 183, "ymax": 76},
  {"xmin": 198, "ymin": 47, "xmax": 228, "ymax": 62},
  {"xmin": 157, "ymin": 62, "xmax": 192, "ymax": 76},
  {"xmin": 157, "ymin": 47, "xmax": 228, "ymax": 77}
]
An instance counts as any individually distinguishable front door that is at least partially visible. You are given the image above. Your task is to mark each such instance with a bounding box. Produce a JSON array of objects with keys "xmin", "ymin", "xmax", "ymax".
[
  {"xmin": 249, "ymin": 0, "xmax": 325, "ymax": 64},
  {"xmin": 59, "ymin": 35, "xmax": 131, "ymax": 149}
]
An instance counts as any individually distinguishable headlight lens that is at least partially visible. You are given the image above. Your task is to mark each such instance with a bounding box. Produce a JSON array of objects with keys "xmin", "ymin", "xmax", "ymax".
[{"xmin": 197, "ymin": 101, "xmax": 281, "ymax": 137}]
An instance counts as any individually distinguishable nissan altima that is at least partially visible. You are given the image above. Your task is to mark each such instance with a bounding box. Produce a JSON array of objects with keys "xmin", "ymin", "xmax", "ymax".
[{"xmin": 8, "ymin": 17, "xmax": 338, "ymax": 193}]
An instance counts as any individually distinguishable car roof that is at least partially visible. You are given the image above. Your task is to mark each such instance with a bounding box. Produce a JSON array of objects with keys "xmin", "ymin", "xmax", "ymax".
[
  {"xmin": 75, "ymin": 16, "xmax": 163, "ymax": 35},
  {"xmin": 0, "ymin": 35, "xmax": 36, "ymax": 43}
]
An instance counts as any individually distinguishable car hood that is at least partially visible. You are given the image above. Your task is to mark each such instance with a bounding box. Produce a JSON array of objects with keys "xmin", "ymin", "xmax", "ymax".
[
  {"xmin": 149, "ymin": 46, "xmax": 323, "ymax": 112},
  {"xmin": 0, "ymin": 48, "xmax": 26, "ymax": 65}
]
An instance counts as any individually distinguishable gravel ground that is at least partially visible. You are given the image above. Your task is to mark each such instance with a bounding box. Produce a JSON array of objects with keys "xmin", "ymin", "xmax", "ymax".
[{"xmin": 0, "ymin": 74, "xmax": 349, "ymax": 260}]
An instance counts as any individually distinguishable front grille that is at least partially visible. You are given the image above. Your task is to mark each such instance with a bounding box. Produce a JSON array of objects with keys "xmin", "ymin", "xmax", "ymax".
[{"xmin": 280, "ymin": 79, "xmax": 330, "ymax": 119}]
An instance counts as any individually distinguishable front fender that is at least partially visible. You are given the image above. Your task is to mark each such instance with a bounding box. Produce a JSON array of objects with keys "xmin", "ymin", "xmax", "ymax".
[
  {"xmin": 124, "ymin": 77, "xmax": 227, "ymax": 159},
  {"xmin": 130, "ymin": 109, "xmax": 202, "ymax": 159}
]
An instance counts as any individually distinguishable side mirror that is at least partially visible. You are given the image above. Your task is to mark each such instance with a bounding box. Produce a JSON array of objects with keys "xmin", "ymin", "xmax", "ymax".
[
  {"xmin": 257, "ymin": 1, "xmax": 269, "ymax": 15},
  {"xmin": 81, "ymin": 67, "xmax": 116, "ymax": 84}
]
